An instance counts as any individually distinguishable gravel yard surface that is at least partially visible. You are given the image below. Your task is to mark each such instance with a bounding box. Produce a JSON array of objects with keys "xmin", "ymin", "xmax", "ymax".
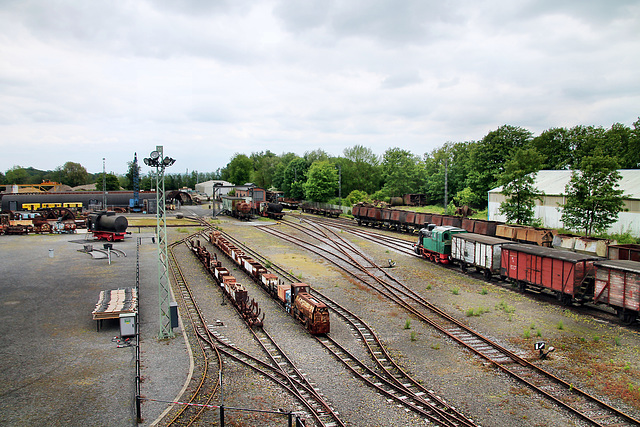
[
  {"xmin": 200, "ymin": 215, "xmax": 640, "ymax": 427},
  {"xmin": 3, "ymin": 206, "xmax": 639, "ymax": 427}
]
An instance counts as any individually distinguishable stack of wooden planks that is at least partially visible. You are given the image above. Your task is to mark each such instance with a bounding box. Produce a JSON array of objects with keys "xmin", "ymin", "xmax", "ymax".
[{"xmin": 92, "ymin": 287, "xmax": 138, "ymax": 320}]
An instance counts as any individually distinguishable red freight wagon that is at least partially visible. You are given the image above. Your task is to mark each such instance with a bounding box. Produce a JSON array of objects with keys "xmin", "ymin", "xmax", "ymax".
[
  {"xmin": 594, "ymin": 260, "xmax": 640, "ymax": 324},
  {"xmin": 500, "ymin": 244, "xmax": 601, "ymax": 305}
]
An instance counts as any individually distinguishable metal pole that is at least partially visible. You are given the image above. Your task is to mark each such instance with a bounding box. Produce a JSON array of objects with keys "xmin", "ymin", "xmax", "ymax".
[
  {"xmin": 102, "ymin": 158, "xmax": 107, "ymax": 209},
  {"xmin": 155, "ymin": 146, "xmax": 173, "ymax": 339},
  {"xmin": 338, "ymin": 164, "xmax": 342, "ymax": 205},
  {"xmin": 444, "ymin": 158, "xmax": 448, "ymax": 211}
]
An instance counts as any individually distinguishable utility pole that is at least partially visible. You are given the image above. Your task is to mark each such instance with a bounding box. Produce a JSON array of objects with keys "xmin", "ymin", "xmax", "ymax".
[
  {"xmin": 444, "ymin": 158, "xmax": 448, "ymax": 212},
  {"xmin": 102, "ymin": 158, "xmax": 107, "ymax": 209}
]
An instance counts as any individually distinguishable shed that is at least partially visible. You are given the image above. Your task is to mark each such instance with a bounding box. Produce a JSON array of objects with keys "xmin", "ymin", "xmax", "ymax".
[{"xmin": 488, "ymin": 169, "xmax": 640, "ymax": 237}]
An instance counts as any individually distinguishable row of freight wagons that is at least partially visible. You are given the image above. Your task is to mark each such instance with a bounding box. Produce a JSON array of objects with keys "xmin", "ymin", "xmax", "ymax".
[{"xmin": 450, "ymin": 232, "xmax": 640, "ymax": 323}]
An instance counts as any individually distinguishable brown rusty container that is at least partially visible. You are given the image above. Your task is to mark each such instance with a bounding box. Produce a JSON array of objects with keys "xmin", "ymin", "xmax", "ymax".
[
  {"xmin": 352, "ymin": 204, "xmax": 362, "ymax": 218},
  {"xmin": 414, "ymin": 213, "xmax": 428, "ymax": 228},
  {"xmin": 473, "ymin": 219, "xmax": 498, "ymax": 236},
  {"xmin": 389, "ymin": 210, "xmax": 400, "ymax": 225},
  {"xmin": 366, "ymin": 207, "xmax": 382, "ymax": 222},
  {"xmin": 462, "ymin": 218, "xmax": 475, "ymax": 232},
  {"xmin": 608, "ymin": 244, "xmax": 640, "ymax": 261},
  {"xmin": 442, "ymin": 215, "xmax": 462, "ymax": 227},
  {"xmin": 431, "ymin": 214, "xmax": 443, "ymax": 226},
  {"xmin": 405, "ymin": 211, "xmax": 415, "ymax": 226},
  {"xmin": 496, "ymin": 224, "xmax": 516, "ymax": 240},
  {"xmin": 381, "ymin": 208, "xmax": 392, "ymax": 222}
]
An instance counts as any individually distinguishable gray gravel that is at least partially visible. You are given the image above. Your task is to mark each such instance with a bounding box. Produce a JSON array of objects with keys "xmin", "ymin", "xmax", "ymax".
[{"xmin": 3, "ymin": 206, "xmax": 639, "ymax": 427}]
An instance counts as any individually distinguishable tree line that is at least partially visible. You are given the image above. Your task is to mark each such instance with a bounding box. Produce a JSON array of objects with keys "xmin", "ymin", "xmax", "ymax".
[{"xmin": 2, "ymin": 118, "xmax": 638, "ymax": 233}]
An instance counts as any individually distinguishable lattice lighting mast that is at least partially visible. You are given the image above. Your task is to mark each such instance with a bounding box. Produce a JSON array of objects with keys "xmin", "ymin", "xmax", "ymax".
[{"xmin": 143, "ymin": 146, "xmax": 176, "ymax": 339}]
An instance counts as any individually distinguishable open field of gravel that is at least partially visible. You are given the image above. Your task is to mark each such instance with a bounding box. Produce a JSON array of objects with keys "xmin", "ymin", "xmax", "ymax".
[{"xmin": 190, "ymin": 214, "xmax": 640, "ymax": 427}]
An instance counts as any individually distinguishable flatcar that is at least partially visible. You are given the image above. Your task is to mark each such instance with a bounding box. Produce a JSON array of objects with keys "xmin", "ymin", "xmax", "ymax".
[{"xmin": 209, "ymin": 230, "xmax": 329, "ymax": 334}]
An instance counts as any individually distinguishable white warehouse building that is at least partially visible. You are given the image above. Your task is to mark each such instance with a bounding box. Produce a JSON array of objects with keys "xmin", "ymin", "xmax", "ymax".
[
  {"xmin": 488, "ymin": 169, "xmax": 640, "ymax": 237},
  {"xmin": 194, "ymin": 180, "xmax": 234, "ymax": 198}
]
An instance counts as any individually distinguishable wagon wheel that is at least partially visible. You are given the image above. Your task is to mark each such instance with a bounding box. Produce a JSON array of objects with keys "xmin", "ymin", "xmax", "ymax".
[
  {"xmin": 107, "ymin": 234, "xmax": 113, "ymax": 242},
  {"xmin": 460, "ymin": 261, "xmax": 467, "ymax": 273},
  {"xmin": 483, "ymin": 269, "xmax": 492, "ymax": 281},
  {"xmin": 619, "ymin": 310, "xmax": 638, "ymax": 325},
  {"xmin": 518, "ymin": 281, "xmax": 527, "ymax": 293},
  {"xmin": 42, "ymin": 207, "xmax": 76, "ymax": 221},
  {"xmin": 557, "ymin": 293, "xmax": 572, "ymax": 306}
]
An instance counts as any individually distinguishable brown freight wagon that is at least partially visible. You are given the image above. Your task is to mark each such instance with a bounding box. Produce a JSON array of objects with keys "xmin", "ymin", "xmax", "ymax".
[
  {"xmin": 608, "ymin": 244, "xmax": 640, "ymax": 262},
  {"xmin": 500, "ymin": 243, "xmax": 601, "ymax": 305},
  {"xmin": 594, "ymin": 260, "xmax": 640, "ymax": 324}
]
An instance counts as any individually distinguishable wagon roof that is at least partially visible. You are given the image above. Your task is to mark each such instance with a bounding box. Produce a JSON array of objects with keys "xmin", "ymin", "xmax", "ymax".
[
  {"xmin": 452, "ymin": 233, "xmax": 511, "ymax": 246},
  {"xmin": 594, "ymin": 259, "xmax": 640, "ymax": 273},
  {"xmin": 502, "ymin": 243, "xmax": 603, "ymax": 262}
]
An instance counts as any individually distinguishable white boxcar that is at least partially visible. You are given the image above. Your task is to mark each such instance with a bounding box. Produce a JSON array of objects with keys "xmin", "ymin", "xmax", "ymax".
[{"xmin": 451, "ymin": 233, "xmax": 511, "ymax": 280}]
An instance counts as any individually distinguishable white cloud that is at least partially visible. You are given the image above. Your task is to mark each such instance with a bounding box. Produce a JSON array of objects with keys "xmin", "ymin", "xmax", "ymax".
[{"xmin": 0, "ymin": 0, "xmax": 638, "ymax": 175}]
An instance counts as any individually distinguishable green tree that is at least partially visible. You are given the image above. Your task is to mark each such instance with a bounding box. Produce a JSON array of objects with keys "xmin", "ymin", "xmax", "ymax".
[
  {"xmin": 531, "ymin": 127, "xmax": 571, "ymax": 170},
  {"xmin": 56, "ymin": 162, "xmax": 89, "ymax": 187},
  {"xmin": 566, "ymin": 125, "xmax": 606, "ymax": 169},
  {"xmin": 381, "ymin": 147, "xmax": 421, "ymax": 198},
  {"xmin": 5, "ymin": 166, "xmax": 29, "ymax": 184},
  {"xmin": 498, "ymin": 148, "xmax": 544, "ymax": 225},
  {"xmin": 342, "ymin": 145, "xmax": 382, "ymax": 195},
  {"xmin": 226, "ymin": 154, "xmax": 253, "ymax": 185},
  {"xmin": 465, "ymin": 125, "xmax": 533, "ymax": 206},
  {"xmin": 560, "ymin": 151, "xmax": 626, "ymax": 236},
  {"xmin": 94, "ymin": 173, "xmax": 121, "ymax": 191},
  {"xmin": 282, "ymin": 157, "xmax": 308, "ymax": 199},
  {"xmin": 303, "ymin": 161, "xmax": 339, "ymax": 202},
  {"xmin": 251, "ymin": 150, "xmax": 280, "ymax": 189}
]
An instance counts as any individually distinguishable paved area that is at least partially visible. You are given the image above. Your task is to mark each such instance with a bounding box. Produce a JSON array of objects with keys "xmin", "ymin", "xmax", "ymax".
[{"xmin": 0, "ymin": 227, "xmax": 191, "ymax": 426}]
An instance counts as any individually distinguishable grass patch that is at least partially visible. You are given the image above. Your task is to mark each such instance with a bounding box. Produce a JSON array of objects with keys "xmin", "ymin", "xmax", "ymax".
[
  {"xmin": 410, "ymin": 331, "xmax": 417, "ymax": 341},
  {"xmin": 404, "ymin": 319, "xmax": 411, "ymax": 330},
  {"xmin": 496, "ymin": 299, "xmax": 515, "ymax": 314},
  {"xmin": 451, "ymin": 287, "xmax": 460, "ymax": 295},
  {"xmin": 466, "ymin": 306, "xmax": 490, "ymax": 317},
  {"xmin": 480, "ymin": 287, "xmax": 488, "ymax": 295},
  {"xmin": 556, "ymin": 320, "xmax": 564, "ymax": 330}
]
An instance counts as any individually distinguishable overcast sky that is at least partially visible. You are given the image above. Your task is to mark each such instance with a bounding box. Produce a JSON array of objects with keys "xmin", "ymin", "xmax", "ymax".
[{"xmin": 1, "ymin": 0, "xmax": 638, "ymax": 176}]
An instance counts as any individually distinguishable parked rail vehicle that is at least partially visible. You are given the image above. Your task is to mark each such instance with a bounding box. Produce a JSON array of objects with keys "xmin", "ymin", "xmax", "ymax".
[
  {"xmin": 258, "ymin": 202, "xmax": 285, "ymax": 220},
  {"xmin": 451, "ymin": 233, "xmax": 512, "ymax": 281},
  {"xmin": 221, "ymin": 196, "xmax": 253, "ymax": 221},
  {"xmin": 209, "ymin": 230, "xmax": 330, "ymax": 334},
  {"xmin": 86, "ymin": 211, "xmax": 128, "ymax": 241},
  {"xmin": 499, "ymin": 243, "xmax": 600, "ymax": 306},
  {"xmin": 593, "ymin": 260, "xmax": 640, "ymax": 324},
  {"xmin": 414, "ymin": 225, "xmax": 468, "ymax": 264},
  {"xmin": 188, "ymin": 239, "xmax": 263, "ymax": 327},
  {"xmin": 300, "ymin": 203, "xmax": 341, "ymax": 218},
  {"xmin": 0, "ymin": 191, "xmax": 158, "ymax": 213}
]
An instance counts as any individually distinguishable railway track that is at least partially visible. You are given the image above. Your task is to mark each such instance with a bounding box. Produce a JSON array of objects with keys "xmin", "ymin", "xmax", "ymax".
[
  {"xmin": 217, "ymin": 229, "xmax": 478, "ymax": 427},
  {"xmin": 293, "ymin": 214, "xmax": 637, "ymax": 325},
  {"xmin": 257, "ymin": 217, "xmax": 640, "ymax": 427},
  {"xmin": 171, "ymin": 230, "xmax": 345, "ymax": 427}
]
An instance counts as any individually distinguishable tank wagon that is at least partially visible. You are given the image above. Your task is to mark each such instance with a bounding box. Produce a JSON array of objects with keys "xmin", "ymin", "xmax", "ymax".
[
  {"xmin": 258, "ymin": 202, "xmax": 285, "ymax": 220},
  {"xmin": 86, "ymin": 211, "xmax": 128, "ymax": 241},
  {"xmin": 209, "ymin": 230, "xmax": 330, "ymax": 335}
]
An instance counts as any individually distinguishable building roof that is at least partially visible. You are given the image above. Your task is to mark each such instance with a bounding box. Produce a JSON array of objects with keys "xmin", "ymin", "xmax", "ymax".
[{"xmin": 489, "ymin": 169, "xmax": 640, "ymax": 199}]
